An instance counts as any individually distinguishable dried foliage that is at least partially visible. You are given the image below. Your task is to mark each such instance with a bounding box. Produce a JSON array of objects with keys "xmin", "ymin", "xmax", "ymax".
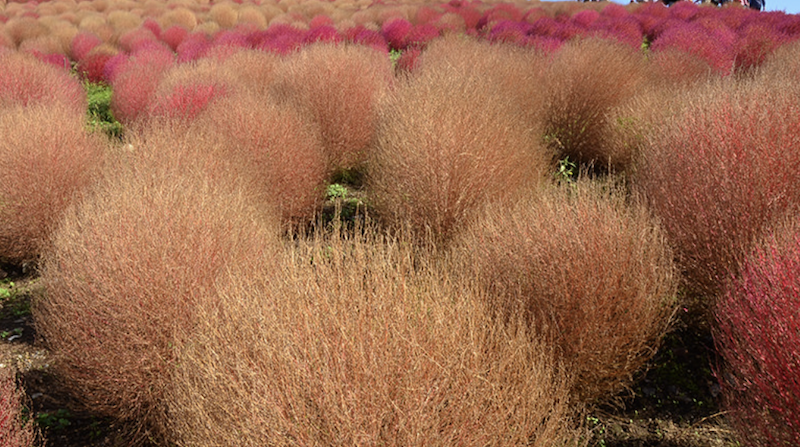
[
  {"xmin": 0, "ymin": 104, "xmax": 106, "ymax": 265},
  {"xmin": 369, "ymin": 57, "xmax": 551, "ymax": 246},
  {"xmin": 0, "ymin": 370, "xmax": 36, "ymax": 447},
  {"xmin": 193, "ymin": 91, "xmax": 329, "ymax": 226},
  {"xmin": 168, "ymin": 222, "xmax": 583, "ymax": 447},
  {"xmin": 35, "ymin": 128, "xmax": 280, "ymax": 444},
  {"xmin": 415, "ymin": 34, "xmax": 549, "ymax": 128},
  {"xmin": 454, "ymin": 180, "xmax": 678, "ymax": 403},
  {"xmin": 270, "ymin": 42, "xmax": 393, "ymax": 172},
  {"xmin": 715, "ymin": 215, "xmax": 800, "ymax": 447},
  {"xmin": 634, "ymin": 79, "xmax": 800, "ymax": 303},
  {"xmin": 541, "ymin": 37, "xmax": 650, "ymax": 173}
]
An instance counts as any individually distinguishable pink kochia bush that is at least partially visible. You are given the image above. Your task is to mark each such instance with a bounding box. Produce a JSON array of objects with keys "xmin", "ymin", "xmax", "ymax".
[
  {"xmin": 0, "ymin": 104, "xmax": 106, "ymax": 265},
  {"xmin": 0, "ymin": 370, "xmax": 35, "ymax": 447},
  {"xmin": 36, "ymin": 128, "xmax": 280, "ymax": 445},
  {"xmin": 715, "ymin": 216, "xmax": 800, "ymax": 447},
  {"xmin": 0, "ymin": 51, "xmax": 85, "ymax": 112},
  {"xmin": 110, "ymin": 47, "xmax": 176, "ymax": 126},
  {"xmin": 635, "ymin": 79, "xmax": 800, "ymax": 302}
]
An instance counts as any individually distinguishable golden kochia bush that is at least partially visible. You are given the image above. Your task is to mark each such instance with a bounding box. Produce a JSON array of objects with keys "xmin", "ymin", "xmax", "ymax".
[
  {"xmin": 168, "ymin": 224, "xmax": 583, "ymax": 447},
  {"xmin": 193, "ymin": 91, "xmax": 330, "ymax": 226},
  {"xmin": 454, "ymin": 180, "xmax": 678, "ymax": 403},
  {"xmin": 542, "ymin": 37, "xmax": 650, "ymax": 173},
  {"xmin": 0, "ymin": 104, "xmax": 106, "ymax": 265},
  {"xmin": 35, "ymin": 134, "xmax": 280, "ymax": 445},
  {"xmin": 270, "ymin": 42, "xmax": 393, "ymax": 172},
  {"xmin": 368, "ymin": 61, "xmax": 552, "ymax": 247},
  {"xmin": 415, "ymin": 34, "xmax": 549, "ymax": 127}
]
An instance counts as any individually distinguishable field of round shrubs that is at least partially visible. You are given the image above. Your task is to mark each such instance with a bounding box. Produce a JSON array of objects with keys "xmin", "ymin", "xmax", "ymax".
[{"xmin": 0, "ymin": 0, "xmax": 799, "ymax": 446}]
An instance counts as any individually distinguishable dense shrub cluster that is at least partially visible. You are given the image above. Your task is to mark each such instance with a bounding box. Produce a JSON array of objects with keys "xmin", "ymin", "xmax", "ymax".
[
  {"xmin": 36, "ymin": 129, "xmax": 281, "ymax": 444},
  {"xmin": 5, "ymin": 1, "xmax": 798, "ymax": 446},
  {"xmin": 168, "ymin": 224, "xmax": 581, "ymax": 447},
  {"xmin": 541, "ymin": 37, "xmax": 650, "ymax": 173},
  {"xmin": 369, "ymin": 46, "xmax": 551, "ymax": 246},
  {"xmin": 269, "ymin": 43, "xmax": 393, "ymax": 173},
  {"xmin": 715, "ymin": 216, "xmax": 800, "ymax": 447}
]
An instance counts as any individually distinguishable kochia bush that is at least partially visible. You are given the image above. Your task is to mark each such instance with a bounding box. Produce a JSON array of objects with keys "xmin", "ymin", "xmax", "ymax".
[
  {"xmin": 635, "ymin": 79, "xmax": 800, "ymax": 302},
  {"xmin": 0, "ymin": 50, "xmax": 86, "ymax": 112},
  {"xmin": 0, "ymin": 370, "xmax": 35, "ymax": 447},
  {"xmin": 270, "ymin": 43, "xmax": 393, "ymax": 173},
  {"xmin": 36, "ymin": 129, "xmax": 280, "ymax": 444},
  {"xmin": 454, "ymin": 180, "xmax": 678, "ymax": 403},
  {"xmin": 369, "ymin": 54, "xmax": 551, "ymax": 246},
  {"xmin": 168, "ymin": 223, "xmax": 580, "ymax": 447},
  {"xmin": 715, "ymin": 216, "xmax": 800, "ymax": 447},
  {"xmin": 0, "ymin": 104, "xmax": 106, "ymax": 265}
]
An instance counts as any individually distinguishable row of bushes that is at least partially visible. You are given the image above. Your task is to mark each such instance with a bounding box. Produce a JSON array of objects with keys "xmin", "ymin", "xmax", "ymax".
[
  {"xmin": 3, "ymin": 0, "xmax": 800, "ymax": 85},
  {"xmin": 1, "ymin": 30, "xmax": 799, "ymax": 445}
]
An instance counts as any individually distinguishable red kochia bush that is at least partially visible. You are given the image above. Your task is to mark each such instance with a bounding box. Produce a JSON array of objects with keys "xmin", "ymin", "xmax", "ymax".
[
  {"xmin": 36, "ymin": 128, "xmax": 280, "ymax": 445},
  {"xmin": 270, "ymin": 43, "xmax": 392, "ymax": 173},
  {"xmin": 0, "ymin": 51, "xmax": 85, "ymax": 112},
  {"xmin": 715, "ymin": 216, "xmax": 800, "ymax": 447},
  {"xmin": 454, "ymin": 180, "xmax": 677, "ymax": 403},
  {"xmin": 635, "ymin": 79, "xmax": 800, "ymax": 302},
  {"xmin": 0, "ymin": 104, "xmax": 106, "ymax": 265}
]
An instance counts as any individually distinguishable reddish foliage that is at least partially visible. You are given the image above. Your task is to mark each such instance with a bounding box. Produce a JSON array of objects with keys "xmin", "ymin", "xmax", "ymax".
[
  {"xmin": 0, "ymin": 370, "xmax": 35, "ymax": 447},
  {"xmin": 161, "ymin": 25, "xmax": 189, "ymax": 51},
  {"xmin": 382, "ymin": 17, "xmax": 412, "ymax": 50},
  {"xmin": 110, "ymin": 48, "xmax": 175, "ymax": 125},
  {"xmin": 650, "ymin": 21, "xmax": 736, "ymax": 75},
  {"xmin": 635, "ymin": 82, "xmax": 800, "ymax": 302},
  {"xmin": 735, "ymin": 23, "xmax": 789, "ymax": 73},
  {"xmin": 77, "ymin": 51, "xmax": 114, "ymax": 83},
  {"xmin": 304, "ymin": 25, "xmax": 341, "ymax": 44},
  {"xmin": 176, "ymin": 32, "xmax": 212, "ymax": 62},
  {"xmin": 149, "ymin": 83, "xmax": 230, "ymax": 123},
  {"xmin": 70, "ymin": 31, "xmax": 102, "ymax": 61},
  {"xmin": 0, "ymin": 51, "xmax": 85, "ymax": 112},
  {"xmin": 715, "ymin": 217, "xmax": 800, "ymax": 447},
  {"xmin": 0, "ymin": 105, "xmax": 106, "ymax": 264},
  {"xmin": 571, "ymin": 9, "xmax": 600, "ymax": 28}
]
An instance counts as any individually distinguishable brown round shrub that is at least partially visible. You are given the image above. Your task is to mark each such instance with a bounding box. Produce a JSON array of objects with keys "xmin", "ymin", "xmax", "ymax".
[
  {"xmin": 36, "ymin": 128, "xmax": 280, "ymax": 444},
  {"xmin": 454, "ymin": 180, "xmax": 678, "ymax": 403}
]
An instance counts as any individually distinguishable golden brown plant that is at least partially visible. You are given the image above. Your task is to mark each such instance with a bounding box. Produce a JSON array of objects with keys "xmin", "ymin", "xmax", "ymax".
[{"xmin": 454, "ymin": 179, "xmax": 678, "ymax": 403}]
